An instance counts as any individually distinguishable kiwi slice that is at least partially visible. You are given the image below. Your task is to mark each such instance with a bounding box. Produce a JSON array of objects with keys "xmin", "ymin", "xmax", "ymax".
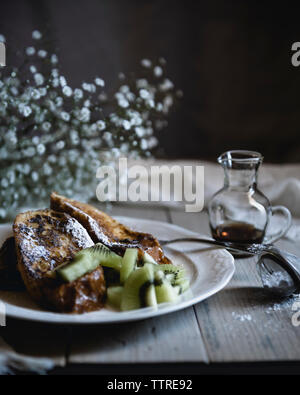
[
  {"xmin": 87, "ymin": 243, "xmax": 123, "ymax": 270},
  {"xmin": 153, "ymin": 264, "xmax": 186, "ymax": 286},
  {"xmin": 154, "ymin": 270, "xmax": 179, "ymax": 304},
  {"xmin": 145, "ymin": 284, "xmax": 157, "ymax": 308},
  {"xmin": 57, "ymin": 243, "xmax": 122, "ymax": 283},
  {"xmin": 120, "ymin": 248, "xmax": 138, "ymax": 284},
  {"xmin": 107, "ymin": 286, "xmax": 124, "ymax": 309},
  {"xmin": 121, "ymin": 264, "xmax": 155, "ymax": 311}
]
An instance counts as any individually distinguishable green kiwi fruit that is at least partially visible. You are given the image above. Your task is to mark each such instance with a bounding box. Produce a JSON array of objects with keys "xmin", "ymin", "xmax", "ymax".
[
  {"xmin": 107, "ymin": 286, "xmax": 124, "ymax": 309},
  {"xmin": 57, "ymin": 243, "xmax": 122, "ymax": 283},
  {"xmin": 121, "ymin": 264, "xmax": 155, "ymax": 311},
  {"xmin": 120, "ymin": 248, "xmax": 138, "ymax": 284}
]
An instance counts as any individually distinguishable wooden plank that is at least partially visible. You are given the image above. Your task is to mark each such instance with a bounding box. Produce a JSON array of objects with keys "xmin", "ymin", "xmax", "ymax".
[
  {"xmin": 69, "ymin": 308, "xmax": 208, "ymax": 364},
  {"xmin": 68, "ymin": 205, "xmax": 209, "ymax": 365},
  {"xmin": 169, "ymin": 208, "xmax": 300, "ymax": 362}
]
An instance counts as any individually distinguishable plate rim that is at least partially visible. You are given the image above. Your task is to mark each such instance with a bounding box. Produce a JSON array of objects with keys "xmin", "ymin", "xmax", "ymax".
[{"xmin": 0, "ymin": 217, "xmax": 235, "ymax": 325}]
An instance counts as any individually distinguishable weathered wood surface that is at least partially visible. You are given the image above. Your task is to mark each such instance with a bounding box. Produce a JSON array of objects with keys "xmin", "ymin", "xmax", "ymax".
[
  {"xmin": 1, "ymin": 205, "xmax": 300, "ymax": 367},
  {"xmin": 68, "ymin": 205, "xmax": 208, "ymax": 364},
  {"xmin": 169, "ymin": 209, "xmax": 300, "ymax": 362}
]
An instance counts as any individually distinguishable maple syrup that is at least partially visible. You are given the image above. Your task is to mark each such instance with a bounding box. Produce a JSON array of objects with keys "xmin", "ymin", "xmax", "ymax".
[{"xmin": 211, "ymin": 221, "xmax": 265, "ymax": 244}]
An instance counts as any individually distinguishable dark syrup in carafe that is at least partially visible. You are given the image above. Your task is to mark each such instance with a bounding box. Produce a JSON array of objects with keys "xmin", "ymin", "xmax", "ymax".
[{"xmin": 211, "ymin": 222, "xmax": 264, "ymax": 244}]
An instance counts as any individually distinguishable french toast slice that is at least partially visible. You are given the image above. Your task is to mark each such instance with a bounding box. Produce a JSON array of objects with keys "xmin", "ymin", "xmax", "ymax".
[
  {"xmin": 50, "ymin": 192, "xmax": 171, "ymax": 265},
  {"xmin": 13, "ymin": 209, "xmax": 106, "ymax": 313}
]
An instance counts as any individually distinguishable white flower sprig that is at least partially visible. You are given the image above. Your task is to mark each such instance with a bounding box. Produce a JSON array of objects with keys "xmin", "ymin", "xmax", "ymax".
[{"xmin": 0, "ymin": 32, "xmax": 181, "ymax": 220}]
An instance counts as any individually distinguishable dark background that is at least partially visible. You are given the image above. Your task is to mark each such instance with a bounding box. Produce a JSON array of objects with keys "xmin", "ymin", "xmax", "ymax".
[{"xmin": 1, "ymin": 0, "xmax": 300, "ymax": 163}]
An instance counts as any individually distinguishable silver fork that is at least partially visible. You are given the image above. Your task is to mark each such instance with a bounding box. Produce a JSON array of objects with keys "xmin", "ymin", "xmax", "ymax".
[{"xmin": 159, "ymin": 237, "xmax": 300, "ymax": 297}]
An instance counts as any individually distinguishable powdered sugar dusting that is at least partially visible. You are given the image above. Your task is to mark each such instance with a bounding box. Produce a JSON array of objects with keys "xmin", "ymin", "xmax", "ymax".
[{"xmin": 232, "ymin": 312, "xmax": 252, "ymax": 322}]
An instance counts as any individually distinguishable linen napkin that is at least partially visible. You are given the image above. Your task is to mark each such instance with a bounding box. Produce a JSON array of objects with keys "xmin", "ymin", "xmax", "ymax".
[{"xmin": 0, "ymin": 336, "xmax": 54, "ymax": 375}]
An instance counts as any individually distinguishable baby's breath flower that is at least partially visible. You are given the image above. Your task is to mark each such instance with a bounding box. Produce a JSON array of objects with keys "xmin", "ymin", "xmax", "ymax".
[
  {"xmin": 61, "ymin": 111, "xmax": 70, "ymax": 121},
  {"xmin": 139, "ymin": 89, "xmax": 150, "ymax": 99},
  {"xmin": 95, "ymin": 77, "xmax": 105, "ymax": 87},
  {"xmin": 34, "ymin": 73, "xmax": 44, "ymax": 86},
  {"xmin": 26, "ymin": 47, "xmax": 35, "ymax": 56},
  {"xmin": 51, "ymin": 54, "xmax": 58, "ymax": 64},
  {"xmin": 154, "ymin": 66, "xmax": 163, "ymax": 78},
  {"xmin": 74, "ymin": 88, "xmax": 83, "ymax": 100},
  {"xmin": 159, "ymin": 79, "xmax": 174, "ymax": 92},
  {"xmin": 78, "ymin": 107, "xmax": 90, "ymax": 122},
  {"xmin": 18, "ymin": 103, "xmax": 32, "ymax": 117},
  {"xmin": 37, "ymin": 143, "xmax": 46, "ymax": 155},
  {"xmin": 0, "ymin": 30, "xmax": 179, "ymax": 221},
  {"xmin": 59, "ymin": 76, "xmax": 67, "ymax": 87},
  {"xmin": 141, "ymin": 59, "xmax": 152, "ymax": 68},
  {"xmin": 41, "ymin": 122, "xmax": 51, "ymax": 132},
  {"xmin": 56, "ymin": 140, "xmax": 65, "ymax": 150},
  {"xmin": 82, "ymin": 82, "xmax": 96, "ymax": 93},
  {"xmin": 62, "ymin": 86, "xmax": 73, "ymax": 97},
  {"xmin": 136, "ymin": 79, "xmax": 148, "ymax": 89},
  {"xmin": 37, "ymin": 50, "xmax": 47, "ymax": 58},
  {"xmin": 96, "ymin": 120, "xmax": 106, "ymax": 131},
  {"xmin": 32, "ymin": 30, "xmax": 42, "ymax": 40}
]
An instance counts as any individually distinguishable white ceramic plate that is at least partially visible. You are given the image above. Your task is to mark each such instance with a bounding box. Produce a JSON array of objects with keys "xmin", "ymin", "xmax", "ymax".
[{"xmin": 0, "ymin": 217, "xmax": 235, "ymax": 325}]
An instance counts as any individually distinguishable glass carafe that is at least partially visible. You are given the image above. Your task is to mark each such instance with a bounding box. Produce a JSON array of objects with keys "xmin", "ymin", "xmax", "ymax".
[{"xmin": 208, "ymin": 150, "xmax": 291, "ymax": 244}]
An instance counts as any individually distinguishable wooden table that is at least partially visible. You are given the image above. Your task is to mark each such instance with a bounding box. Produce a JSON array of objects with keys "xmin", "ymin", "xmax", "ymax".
[{"xmin": 1, "ymin": 205, "xmax": 300, "ymax": 375}]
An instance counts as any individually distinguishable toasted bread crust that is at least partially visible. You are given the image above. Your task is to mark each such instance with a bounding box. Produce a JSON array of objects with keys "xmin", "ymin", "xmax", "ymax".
[
  {"xmin": 13, "ymin": 209, "xmax": 106, "ymax": 312},
  {"xmin": 50, "ymin": 192, "xmax": 171, "ymax": 264}
]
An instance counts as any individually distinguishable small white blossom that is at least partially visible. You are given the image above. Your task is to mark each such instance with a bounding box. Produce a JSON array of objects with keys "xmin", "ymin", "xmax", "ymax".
[
  {"xmin": 120, "ymin": 85, "xmax": 130, "ymax": 93},
  {"xmin": 95, "ymin": 77, "xmax": 105, "ymax": 87},
  {"xmin": 37, "ymin": 144, "xmax": 46, "ymax": 155},
  {"xmin": 77, "ymin": 107, "xmax": 90, "ymax": 122},
  {"xmin": 38, "ymin": 87, "xmax": 47, "ymax": 96},
  {"xmin": 96, "ymin": 120, "xmax": 106, "ymax": 131},
  {"xmin": 62, "ymin": 86, "xmax": 73, "ymax": 97},
  {"xmin": 34, "ymin": 73, "xmax": 44, "ymax": 86},
  {"xmin": 51, "ymin": 54, "xmax": 58, "ymax": 64},
  {"xmin": 51, "ymin": 69, "xmax": 59, "ymax": 78},
  {"xmin": 52, "ymin": 78, "xmax": 59, "ymax": 88},
  {"xmin": 26, "ymin": 47, "xmax": 35, "ymax": 56},
  {"xmin": 59, "ymin": 76, "xmax": 67, "ymax": 87},
  {"xmin": 0, "ymin": 35, "xmax": 5, "ymax": 43},
  {"xmin": 139, "ymin": 89, "xmax": 150, "ymax": 99},
  {"xmin": 82, "ymin": 82, "xmax": 96, "ymax": 93},
  {"xmin": 31, "ymin": 171, "xmax": 39, "ymax": 182},
  {"xmin": 30, "ymin": 65, "xmax": 37, "ymax": 73},
  {"xmin": 32, "ymin": 136, "xmax": 40, "ymax": 145},
  {"xmin": 38, "ymin": 50, "xmax": 47, "ymax": 58},
  {"xmin": 32, "ymin": 30, "xmax": 42, "ymax": 40},
  {"xmin": 141, "ymin": 59, "xmax": 152, "ymax": 68},
  {"xmin": 136, "ymin": 79, "xmax": 148, "ymax": 89},
  {"xmin": 41, "ymin": 122, "xmax": 51, "ymax": 132},
  {"xmin": 18, "ymin": 104, "xmax": 32, "ymax": 117},
  {"xmin": 61, "ymin": 111, "xmax": 70, "ymax": 121},
  {"xmin": 159, "ymin": 79, "xmax": 174, "ymax": 92},
  {"xmin": 74, "ymin": 88, "xmax": 83, "ymax": 100},
  {"xmin": 56, "ymin": 141, "xmax": 65, "ymax": 150},
  {"xmin": 55, "ymin": 97, "xmax": 63, "ymax": 106},
  {"xmin": 154, "ymin": 66, "xmax": 163, "ymax": 78},
  {"xmin": 140, "ymin": 139, "xmax": 148, "ymax": 150},
  {"xmin": 122, "ymin": 120, "xmax": 131, "ymax": 130}
]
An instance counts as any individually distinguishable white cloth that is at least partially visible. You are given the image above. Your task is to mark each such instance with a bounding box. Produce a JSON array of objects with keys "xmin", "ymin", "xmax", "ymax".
[
  {"xmin": 126, "ymin": 159, "xmax": 300, "ymax": 214},
  {"xmin": 0, "ymin": 337, "xmax": 54, "ymax": 375},
  {"xmin": 125, "ymin": 159, "xmax": 300, "ymax": 240}
]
